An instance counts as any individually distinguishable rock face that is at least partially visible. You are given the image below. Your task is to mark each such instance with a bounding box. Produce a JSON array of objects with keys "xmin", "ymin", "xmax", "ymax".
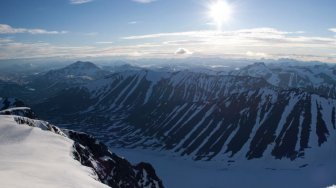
[
  {"xmin": 0, "ymin": 98, "xmax": 35, "ymax": 118},
  {"xmin": 0, "ymin": 97, "xmax": 25, "ymax": 110},
  {"xmin": 0, "ymin": 103, "xmax": 164, "ymax": 188},
  {"xmin": 33, "ymin": 67, "xmax": 336, "ymax": 161},
  {"xmin": 0, "ymin": 107, "xmax": 36, "ymax": 119},
  {"xmin": 68, "ymin": 131, "xmax": 164, "ymax": 188}
]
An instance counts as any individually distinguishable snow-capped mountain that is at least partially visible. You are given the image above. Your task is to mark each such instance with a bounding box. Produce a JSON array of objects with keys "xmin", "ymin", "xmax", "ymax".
[
  {"xmin": 32, "ymin": 65, "xmax": 336, "ymax": 163},
  {"xmin": 1, "ymin": 61, "xmax": 112, "ymax": 104},
  {"xmin": 2, "ymin": 61, "xmax": 336, "ymax": 187},
  {"xmin": 231, "ymin": 62, "xmax": 336, "ymax": 98},
  {"xmin": 28, "ymin": 61, "xmax": 111, "ymax": 90},
  {"xmin": 0, "ymin": 103, "xmax": 164, "ymax": 188},
  {"xmin": 41, "ymin": 61, "xmax": 111, "ymax": 81}
]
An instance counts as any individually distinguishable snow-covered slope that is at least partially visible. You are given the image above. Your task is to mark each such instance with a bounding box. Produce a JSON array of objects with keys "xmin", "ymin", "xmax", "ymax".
[
  {"xmin": 2, "ymin": 61, "xmax": 336, "ymax": 187},
  {"xmin": 33, "ymin": 68, "xmax": 336, "ymax": 163},
  {"xmin": 0, "ymin": 115, "xmax": 109, "ymax": 188},
  {"xmin": 0, "ymin": 107, "xmax": 164, "ymax": 188},
  {"xmin": 113, "ymin": 147, "xmax": 336, "ymax": 188},
  {"xmin": 231, "ymin": 62, "xmax": 336, "ymax": 98}
]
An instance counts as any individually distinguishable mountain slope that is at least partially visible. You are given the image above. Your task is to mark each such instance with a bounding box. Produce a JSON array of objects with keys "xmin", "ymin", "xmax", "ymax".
[
  {"xmin": 34, "ymin": 69, "xmax": 336, "ymax": 162},
  {"xmin": 0, "ymin": 61, "xmax": 112, "ymax": 105},
  {"xmin": 231, "ymin": 62, "xmax": 336, "ymax": 98},
  {"xmin": 0, "ymin": 106, "xmax": 164, "ymax": 188},
  {"xmin": 41, "ymin": 61, "xmax": 110, "ymax": 81},
  {"xmin": 0, "ymin": 115, "xmax": 109, "ymax": 188}
]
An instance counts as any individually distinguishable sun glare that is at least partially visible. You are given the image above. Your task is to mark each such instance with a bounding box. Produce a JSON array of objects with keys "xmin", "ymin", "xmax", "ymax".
[{"xmin": 208, "ymin": 0, "xmax": 233, "ymax": 30}]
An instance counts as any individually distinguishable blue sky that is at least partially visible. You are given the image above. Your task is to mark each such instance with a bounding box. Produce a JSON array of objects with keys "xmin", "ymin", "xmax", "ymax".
[{"xmin": 0, "ymin": 0, "xmax": 335, "ymax": 62}]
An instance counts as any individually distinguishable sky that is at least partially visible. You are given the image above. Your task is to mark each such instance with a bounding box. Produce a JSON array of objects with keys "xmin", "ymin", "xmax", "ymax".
[{"xmin": 0, "ymin": 0, "xmax": 335, "ymax": 62}]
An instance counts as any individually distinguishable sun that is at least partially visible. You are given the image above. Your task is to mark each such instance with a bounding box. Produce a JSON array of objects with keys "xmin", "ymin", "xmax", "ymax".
[{"xmin": 208, "ymin": 0, "xmax": 233, "ymax": 30}]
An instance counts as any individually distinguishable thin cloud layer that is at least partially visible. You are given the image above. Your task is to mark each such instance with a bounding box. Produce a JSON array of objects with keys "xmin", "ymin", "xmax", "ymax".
[
  {"xmin": 128, "ymin": 21, "xmax": 138, "ymax": 24},
  {"xmin": 132, "ymin": 0, "xmax": 156, "ymax": 4},
  {"xmin": 329, "ymin": 28, "xmax": 336, "ymax": 33},
  {"xmin": 121, "ymin": 27, "xmax": 336, "ymax": 62},
  {"xmin": 0, "ymin": 24, "xmax": 67, "ymax": 35},
  {"xmin": 96, "ymin": 41, "xmax": 114, "ymax": 44},
  {"xmin": 70, "ymin": 0, "xmax": 93, "ymax": 4},
  {"xmin": 123, "ymin": 28, "xmax": 306, "ymax": 40},
  {"xmin": 0, "ymin": 27, "xmax": 335, "ymax": 63}
]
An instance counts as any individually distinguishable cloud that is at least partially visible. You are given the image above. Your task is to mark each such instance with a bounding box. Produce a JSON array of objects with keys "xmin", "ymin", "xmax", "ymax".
[
  {"xmin": 96, "ymin": 41, "xmax": 114, "ymax": 44},
  {"xmin": 246, "ymin": 51, "xmax": 268, "ymax": 58},
  {"xmin": 0, "ymin": 39, "xmax": 164, "ymax": 59},
  {"xmin": 0, "ymin": 38, "xmax": 12, "ymax": 43},
  {"xmin": 83, "ymin": 32, "xmax": 98, "ymax": 36},
  {"xmin": 122, "ymin": 28, "xmax": 304, "ymax": 40},
  {"xmin": 1, "ymin": 27, "xmax": 336, "ymax": 63},
  {"xmin": 132, "ymin": 0, "xmax": 156, "ymax": 4},
  {"xmin": 121, "ymin": 27, "xmax": 336, "ymax": 62},
  {"xmin": 0, "ymin": 41, "xmax": 97, "ymax": 59},
  {"xmin": 123, "ymin": 31, "xmax": 206, "ymax": 40},
  {"xmin": 121, "ymin": 28, "xmax": 336, "ymax": 48},
  {"xmin": 128, "ymin": 21, "xmax": 138, "ymax": 24},
  {"xmin": 175, "ymin": 48, "xmax": 193, "ymax": 55},
  {"xmin": 329, "ymin": 28, "xmax": 336, "ymax": 33},
  {"xmin": 0, "ymin": 24, "xmax": 67, "ymax": 35},
  {"xmin": 70, "ymin": 0, "xmax": 93, "ymax": 4}
]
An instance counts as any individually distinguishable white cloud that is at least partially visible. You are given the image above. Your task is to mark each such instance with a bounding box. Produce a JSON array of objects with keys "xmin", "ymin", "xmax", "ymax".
[
  {"xmin": 96, "ymin": 41, "xmax": 114, "ymax": 44},
  {"xmin": 123, "ymin": 31, "xmax": 208, "ymax": 40},
  {"xmin": 132, "ymin": 0, "xmax": 156, "ymax": 4},
  {"xmin": 128, "ymin": 21, "xmax": 138, "ymax": 24},
  {"xmin": 83, "ymin": 32, "xmax": 98, "ymax": 36},
  {"xmin": 1, "ymin": 27, "xmax": 336, "ymax": 63},
  {"xmin": 175, "ymin": 48, "xmax": 193, "ymax": 55},
  {"xmin": 0, "ymin": 24, "xmax": 67, "ymax": 35},
  {"xmin": 121, "ymin": 27, "xmax": 336, "ymax": 62},
  {"xmin": 246, "ymin": 51, "xmax": 268, "ymax": 58},
  {"xmin": 0, "ymin": 40, "xmax": 163, "ymax": 59},
  {"xmin": 0, "ymin": 38, "xmax": 12, "ymax": 43},
  {"xmin": 123, "ymin": 28, "xmax": 297, "ymax": 40},
  {"xmin": 70, "ymin": 0, "xmax": 93, "ymax": 4},
  {"xmin": 122, "ymin": 28, "xmax": 336, "ymax": 48},
  {"xmin": 329, "ymin": 28, "xmax": 336, "ymax": 33}
]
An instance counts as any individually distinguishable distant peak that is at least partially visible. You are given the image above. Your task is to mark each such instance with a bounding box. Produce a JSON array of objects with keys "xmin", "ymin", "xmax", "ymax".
[
  {"xmin": 253, "ymin": 62, "xmax": 266, "ymax": 66},
  {"xmin": 67, "ymin": 61, "xmax": 99, "ymax": 69}
]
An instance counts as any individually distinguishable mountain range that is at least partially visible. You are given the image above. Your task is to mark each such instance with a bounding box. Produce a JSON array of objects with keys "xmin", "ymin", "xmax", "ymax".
[{"xmin": 1, "ymin": 61, "xmax": 335, "ymax": 162}]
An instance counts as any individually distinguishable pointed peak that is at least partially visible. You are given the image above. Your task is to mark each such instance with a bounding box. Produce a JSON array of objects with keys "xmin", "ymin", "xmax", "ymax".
[{"xmin": 66, "ymin": 61, "xmax": 100, "ymax": 70}]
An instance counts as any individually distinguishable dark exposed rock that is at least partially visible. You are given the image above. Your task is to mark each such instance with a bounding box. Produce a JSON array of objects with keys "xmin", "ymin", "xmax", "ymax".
[
  {"xmin": 67, "ymin": 130, "xmax": 164, "ymax": 188},
  {"xmin": 0, "ymin": 97, "xmax": 25, "ymax": 110}
]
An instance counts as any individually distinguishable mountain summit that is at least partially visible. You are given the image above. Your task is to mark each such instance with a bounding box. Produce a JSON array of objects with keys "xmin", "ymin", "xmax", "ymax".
[{"xmin": 44, "ymin": 61, "xmax": 110, "ymax": 80}]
